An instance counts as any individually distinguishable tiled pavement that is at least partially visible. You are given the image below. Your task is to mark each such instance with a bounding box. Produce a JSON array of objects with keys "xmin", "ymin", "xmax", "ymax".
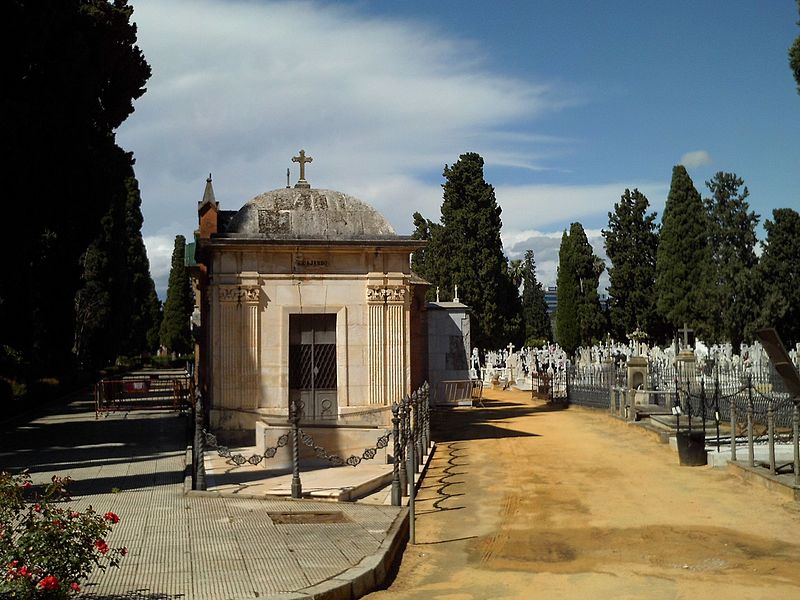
[{"xmin": 0, "ymin": 391, "xmax": 405, "ymax": 599}]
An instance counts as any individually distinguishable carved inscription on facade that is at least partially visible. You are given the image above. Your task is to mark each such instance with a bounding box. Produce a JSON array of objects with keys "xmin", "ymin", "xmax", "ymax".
[{"xmin": 293, "ymin": 253, "xmax": 329, "ymax": 269}]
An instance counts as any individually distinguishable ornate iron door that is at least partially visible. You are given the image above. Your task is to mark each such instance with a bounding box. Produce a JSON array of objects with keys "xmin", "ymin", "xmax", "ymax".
[{"xmin": 289, "ymin": 314, "xmax": 337, "ymax": 422}]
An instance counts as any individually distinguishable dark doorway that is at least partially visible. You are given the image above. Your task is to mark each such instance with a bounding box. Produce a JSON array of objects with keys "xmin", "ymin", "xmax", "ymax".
[{"xmin": 289, "ymin": 314, "xmax": 337, "ymax": 422}]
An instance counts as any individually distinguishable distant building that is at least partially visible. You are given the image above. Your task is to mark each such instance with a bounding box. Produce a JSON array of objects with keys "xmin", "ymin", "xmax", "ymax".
[{"xmin": 544, "ymin": 286, "xmax": 558, "ymax": 315}]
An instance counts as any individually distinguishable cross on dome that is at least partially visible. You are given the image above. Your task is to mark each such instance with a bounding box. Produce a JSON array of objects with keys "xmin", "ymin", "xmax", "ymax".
[{"xmin": 292, "ymin": 149, "xmax": 313, "ymax": 188}]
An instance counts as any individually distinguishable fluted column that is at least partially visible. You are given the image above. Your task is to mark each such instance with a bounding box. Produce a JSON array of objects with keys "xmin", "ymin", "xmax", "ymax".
[
  {"xmin": 241, "ymin": 286, "xmax": 261, "ymax": 409},
  {"xmin": 386, "ymin": 287, "xmax": 407, "ymax": 405},
  {"xmin": 218, "ymin": 285, "xmax": 242, "ymax": 409},
  {"xmin": 367, "ymin": 286, "xmax": 386, "ymax": 405},
  {"xmin": 367, "ymin": 284, "xmax": 409, "ymax": 406}
]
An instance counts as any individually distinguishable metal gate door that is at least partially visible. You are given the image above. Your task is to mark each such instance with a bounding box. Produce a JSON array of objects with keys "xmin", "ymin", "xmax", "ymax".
[{"xmin": 289, "ymin": 314, "xmax": 337, "ymax": 422}]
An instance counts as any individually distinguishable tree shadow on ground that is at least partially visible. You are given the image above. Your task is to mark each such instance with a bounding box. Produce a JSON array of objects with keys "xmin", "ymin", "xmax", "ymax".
[{"xmin": 431, "ymin": 401, "xmax": 546, "ymax": 442}]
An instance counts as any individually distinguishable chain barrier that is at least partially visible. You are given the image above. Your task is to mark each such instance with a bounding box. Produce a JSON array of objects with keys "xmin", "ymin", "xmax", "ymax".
[
  {"xmin": 202, "ymin": 429, "xmax": 290, "ymax": 466},
  {"xmin": 297, "ymin": 428, "xmax": 391, "ymax": 467}
]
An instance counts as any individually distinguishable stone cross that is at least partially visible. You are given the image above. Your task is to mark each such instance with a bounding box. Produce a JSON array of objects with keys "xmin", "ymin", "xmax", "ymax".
[
  {"xmin": 679, "ymin": 322, "xmax": 693, "ymax": 350},
  {"xmin": 292, "ymin": 149, "xmax": 313, "ymax": 186}
]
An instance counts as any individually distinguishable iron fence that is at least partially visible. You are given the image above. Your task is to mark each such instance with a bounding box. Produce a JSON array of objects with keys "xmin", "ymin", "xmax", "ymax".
[{"xmin": 191, "ymin": 382, "xmax": 433, "ymax": 506}]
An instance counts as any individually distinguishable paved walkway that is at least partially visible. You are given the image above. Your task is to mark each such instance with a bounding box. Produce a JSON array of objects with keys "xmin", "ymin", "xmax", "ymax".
[{"xmin": 0, "ymin": 390, "xmax": 404, "ymax": 600}]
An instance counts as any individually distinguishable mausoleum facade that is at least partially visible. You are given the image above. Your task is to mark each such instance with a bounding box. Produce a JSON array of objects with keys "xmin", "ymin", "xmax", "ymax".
[{"xmin": 191, "ymin": 153, "xmax": 428, "ymax": 443}]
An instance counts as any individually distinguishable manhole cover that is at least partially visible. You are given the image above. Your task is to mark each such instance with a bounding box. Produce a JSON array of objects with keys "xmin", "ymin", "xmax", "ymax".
[{"xmin": 268, "ymin": 511, "xmax": 351, "ymax": 524}]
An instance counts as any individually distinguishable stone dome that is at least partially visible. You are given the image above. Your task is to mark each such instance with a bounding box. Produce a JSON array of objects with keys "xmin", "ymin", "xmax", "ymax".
[{"xmin": 225, "ymin": 187, "xmax": 397, "ymax": 240}]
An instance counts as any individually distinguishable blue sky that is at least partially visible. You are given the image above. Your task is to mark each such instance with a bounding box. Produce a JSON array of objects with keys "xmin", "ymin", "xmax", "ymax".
[{"xmin": 119, "ymin": 1, "xmax": 800, "ymax": 296}]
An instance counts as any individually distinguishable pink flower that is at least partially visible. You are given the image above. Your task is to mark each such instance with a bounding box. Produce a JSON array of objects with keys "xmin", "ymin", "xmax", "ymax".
[
  {"xmin": 37, "ymin": 575, "xmax": 59, "ymax": 590},
  {"xmin": 8, "ymin": 560, "xmax": 18, "ymax": 568},
  {"xmin": 22, "ymin": 481, "xmax": 32, "ymax": 489},
  {"xmin": 70, "ymin": 582, "xmax": 81, "ymax": 592},
  {"xmin": 103, "ymin": 511, "xmax": 120, "ymax": 524},
  {"xmin": 18, "ymin": 566, "xmax": 30, "ymax": 578},
  {"xmin": 94, "ymin": 539, "xmax": 109, "ymax": 555},
  {"xmin": 32, "ymin": 504, "xmax": 41, "ymax": 512},
  {"xmin": 69, "ymin": 511, "xmax": 80, "ymax": 519}
]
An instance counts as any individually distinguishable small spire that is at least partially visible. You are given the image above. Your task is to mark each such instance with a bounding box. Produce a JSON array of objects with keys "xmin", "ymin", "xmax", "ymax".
[
  {"xmin": 453, "ymin": 284, "xmax": 459, "ymax": 303},
  {"xmin": 286, "ymin": 168, "xmax": 290, "ymax": 189},
  {"xmin": 199, "ymin": 173, "xmax": 216, "ymax": 207}
]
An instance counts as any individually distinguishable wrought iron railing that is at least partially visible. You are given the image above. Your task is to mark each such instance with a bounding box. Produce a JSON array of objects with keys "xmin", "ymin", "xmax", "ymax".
[{"xmin": 191, "ymin": 382, "xmax": 433, "ymax": 506}]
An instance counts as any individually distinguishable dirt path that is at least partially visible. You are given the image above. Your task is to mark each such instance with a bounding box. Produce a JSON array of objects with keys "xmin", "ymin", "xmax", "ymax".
[{"xmin": 365, "ymin": 388, "xmax": 800, "ymax": 600}]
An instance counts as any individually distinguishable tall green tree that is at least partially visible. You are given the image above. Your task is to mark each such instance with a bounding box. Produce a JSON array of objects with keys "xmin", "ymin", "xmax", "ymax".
[
  {"xmin": 556, "ymin": 223, "xmax": 605, "ymax": 355},
  {"xmin": 603, "ymin": 189, "xmax": 661, "ymax": 341},
  {"xmin": 160, "ymin": 236, "xmax": 194, "ymax": 355},
  {"xmin": 703, "ymin": 172, "xmax": 759, "ymax": 348},
  {"xmin": 73, "ymin": 171, "xmax": 161, "ymax": 367},
  {"xmin": 521, "ymin": 250, "xmax": 552, "ymax": 345},
  {"xmin": 2, "ymin": 0, "xmax": 150, "ymax": 372},
  {"xmin": 790, "ymin": 0, "xmax": 800, "ymax": 93},
  {"xmin": 556, "ymin": 230, "xmax": 579, "ymax": 354},
  {"xmin": 417, "ymin": 153, "xmax": 522, "ymax": 349},
  {"xmin": 755, "ymin": 208, "xmax": 800, "ymax": 346},
  {"xmin": 654, "ymin": 166, "xmax": 713, "ymax": 337}
]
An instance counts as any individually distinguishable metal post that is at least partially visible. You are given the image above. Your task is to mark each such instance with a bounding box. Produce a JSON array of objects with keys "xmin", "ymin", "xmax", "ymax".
[
  {"xmin": 730, "ymin": 392, "xmax": 737, "ymax": 462},
  {"xmin": 714, "ymin": 376, "xmax": 720, "ymax": 453},
  {"xmin": 407, "ymin": 434, "xmax": 416, "ymax": 545},
  {"xmin": 793, "ymin": 401, "xmax": 799, "ymax": 488},
  {"xmin": 747, "ymin": 375, "xmax": 755, "ymax": 468},
  {"xmin": 193, "ymin": 393, "xmax": 207, "ymax": 491},
  {"xmin": 290, "ymin": 398, "xmax": 302, "ymax": 499},
  {"xmin": 391, "ymin": 402, "xmax": 402, "ymax": 506},
  {"xmin": 414, "ymin": 391, "xmax": 424, "ymax": 467},
  {"xmin": 422, "ymin": 383, "xmax": 431, "ymax": 451},
  {"xmin": 700, "ymin": 378, "xmax": 707, "ymax": 446},
  {"xmin": 768, "ymin": 397, "xmax": 776, "ymax": 475},
  {"xmin": 399, "ymin": 397, "xmax": 408, "ymax": 496}
]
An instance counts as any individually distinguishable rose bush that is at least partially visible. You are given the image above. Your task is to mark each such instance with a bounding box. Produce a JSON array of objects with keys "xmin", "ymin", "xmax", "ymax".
[{"xmin": 0, "ymin": 472, "xmax": 126, "ymax": 598}]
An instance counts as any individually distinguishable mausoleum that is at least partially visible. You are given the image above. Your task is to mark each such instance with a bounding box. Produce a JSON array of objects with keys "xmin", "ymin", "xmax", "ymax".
[{"xmin": 191, "ymin": 152, "xmax": 428, "ymax": 445}]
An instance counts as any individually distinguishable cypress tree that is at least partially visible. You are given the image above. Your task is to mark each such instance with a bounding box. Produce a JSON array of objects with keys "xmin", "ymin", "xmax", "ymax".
[
  {"xmin": 2, "ymin": 0, "xmax": 150, "ymax": 373},
  {"xmin": 556, "ymin": 224, "xmax": 605, "ymax": 355},
  {"xmin": 654, "ymin": 166, "xmax": 713, "ymax": 336},
  {"xmin": 159, "ymin": 236, "xmax": 194, "ymax": 355},
  {"xmin": 570, "ymin": 223, "xmax": 606, "ymax": 346},
  {"xmin": 121, "ymin": 177, "xmax": 162, "ymax": 357},
  {"xmin": 603, "ymin": 189, "xmax": 661, "ymax": 341},
  {"xmin": 521, "ymin": 250, "xmax": 552, "ymax": 344},
  {"xmin": 556, "ymin": 230, "xmax": 580, "ymax": 354},
  {"xmin": 704, "ymin": 172, "xmax": 759, "ymax": 347},
  {"xmin": 73, "ymin": 172, "xmax": 161, "ymax": 367},
  {"xmin": 425, "ymin": 152, "xmax": 522, "ymax": 349},
  {"xmin": 756, "ymin": 209, "xmax": 800, "ymax": 346}
]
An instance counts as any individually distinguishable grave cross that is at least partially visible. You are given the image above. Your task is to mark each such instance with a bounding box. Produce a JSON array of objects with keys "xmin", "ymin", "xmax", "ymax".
[
  {"xmin": 679, "ymin": 322, "xmax": 693, "ymax": 350},
  {"xmin": 292, "ymin": 149, "xmax": 313, "ymax": 185}
]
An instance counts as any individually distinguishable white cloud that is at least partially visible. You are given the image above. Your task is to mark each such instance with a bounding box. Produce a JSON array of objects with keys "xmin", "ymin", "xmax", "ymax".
[
  {"xmin": 501, "ymin": 228, "xmax": 609, "ymax": 292},
  {"xmin": 680, "ymin": 150, "xmax": 712, "ymax": 168},
  {"xmin": 119, "ymin": 0, "xmax": 575, "ymax": 242},
  {"xmin": 144, "ymin": 232, "xmax": 181, "ymax": 298},
  {"xmin": 495, "ymin": 182, "xmax": 669, "ymax": 231}
]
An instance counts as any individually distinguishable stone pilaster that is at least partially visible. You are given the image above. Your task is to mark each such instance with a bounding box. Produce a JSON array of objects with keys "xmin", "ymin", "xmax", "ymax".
[
  {"xmin": 368, "ymin": 287, "xmax": 386, "ymax": 405},
  {"xmin": 367, "ymin": 284, "xmax": 408, "ymax": 406},
  {"xmin": 386, "ymin": 287, "xmax": 407, "ymax": 405},
  {"xmin": 241, "ymin": 286, "xmax": 261, "ymax": 409},
  {"xmin": 213, "ymin": 284, "xmax": 263, "ymax": 410}
]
